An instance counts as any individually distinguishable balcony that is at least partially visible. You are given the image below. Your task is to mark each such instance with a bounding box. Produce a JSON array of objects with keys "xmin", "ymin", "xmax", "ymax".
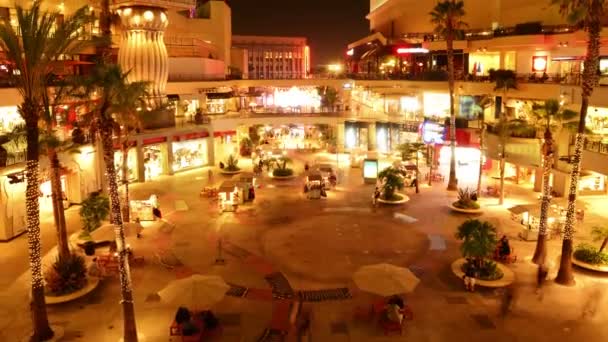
[{"xmin": 111, "ymin": 0, "xmax": 195, "ymax": 10}]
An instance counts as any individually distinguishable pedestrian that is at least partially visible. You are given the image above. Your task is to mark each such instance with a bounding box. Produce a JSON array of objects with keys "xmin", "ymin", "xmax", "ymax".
[
  {"xmin": 500, "ymin": 285, "xmax": 516, "ymax": 317},
  {"xmin": 208, "ymin": 169, "xmax": 213, "ymax": 182},
  {"xmin": 535, "ymin": 264, "xmax": 549, "ymax": 297},
  {"xmin": 134, "ymin": 217, "xmax": 144, "ymax": 238},
  {"xmin": 373, "ymin": 187, "xmax": 381, "ymax": 206},
  {"xmin": 219, "ymin": 161, "xmax": 225, "ymax": 169},
  {"xmin": 463, "ymin": 267, "xmax": 476, "ymax": 292}
]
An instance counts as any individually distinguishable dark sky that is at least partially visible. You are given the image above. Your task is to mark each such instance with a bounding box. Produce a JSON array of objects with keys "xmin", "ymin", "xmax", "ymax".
[{"xmin": 229, "ymin": 0, "xmax": 370, "ymax": 66}]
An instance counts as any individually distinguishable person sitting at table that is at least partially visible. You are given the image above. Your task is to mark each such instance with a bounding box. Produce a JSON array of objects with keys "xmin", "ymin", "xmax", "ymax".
[
  {"xmin": 498, "ymin": 235, "xmax": 511, "ymax": 260},
  {"xmin": 384, "ymin": 302, "xmax": 403, "ymax": 324},
  {"xmin": 175, "ymin": 307, "xmax": 191, "ymax": 324},
  {"xmin": 387, "ymin": 295, "xmax": 405, "ymax": 309},
  {"xmin": 201, "ymin": 310, "xmax": 219, "ymax": 330}
]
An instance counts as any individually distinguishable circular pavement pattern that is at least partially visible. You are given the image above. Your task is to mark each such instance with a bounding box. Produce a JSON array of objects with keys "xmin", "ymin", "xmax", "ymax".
[{"xmin": 261, "ymin": 212, "xmax": 429, "ymax": 283}]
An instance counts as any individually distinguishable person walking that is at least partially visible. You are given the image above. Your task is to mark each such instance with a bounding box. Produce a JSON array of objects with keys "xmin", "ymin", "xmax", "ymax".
[
  {"xmin": 535, "ymin": 264, "xmax": 549, "ymax": 299},
  {"xmin": 134, "ymin": 217, "xmax": 144, "ymax": 238},
  {"xmin": 372, "ymin": 187, "xmax": 380, "ymax": 207},
  {"xmin": 500, "ymin": 285, "xmax": 516, "ymax": 317}
]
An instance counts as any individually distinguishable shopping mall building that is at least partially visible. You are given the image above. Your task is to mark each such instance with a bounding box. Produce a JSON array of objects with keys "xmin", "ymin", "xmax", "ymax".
[{"xmin": 1, "ymin": 0, "xmax": 608, "ymax": 239}]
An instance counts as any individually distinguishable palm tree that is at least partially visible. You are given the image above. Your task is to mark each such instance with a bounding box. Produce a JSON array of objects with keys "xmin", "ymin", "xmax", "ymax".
[
  {"xmin": 531, "ymin": 99, "xmax": 578, "ymax": 265},
  {"xmin": 430, "ymin": 0, "xmax": 467, "ymax": 191},
  {"xmin": 378, "ymin": 167, "xmax": 405, "ymax": 200},
  {"xmin": 553, "ymin": 0, "xmax": 605, "ymax": 286},
  {"xmin": 0, "ymin": 2, "xmax": 91, "ymax": 340},
  {"xmin": 490, "ymin": 69, "xmax": 518, "ymax": 205},
  {"xmin": 591, "ymin": 226, "xmax": 608, "ymax": 253},
  {"xmin": 397, "ymin": 142, "xmax": 427, "ymax": 193},
  {"xmin": 472, "ymin": 96, "xmax": 493, "ymax": 196},
  {"xmin": 455, "ymin": 219, "xmax": 498, "ymax": 269},
  {"xmin": 78, "ymin": 64, "xmax": 141, "ymax": 341},
  {"xmin": 111, "ymin": 78, "xmax": 148, "ymax": 223}
]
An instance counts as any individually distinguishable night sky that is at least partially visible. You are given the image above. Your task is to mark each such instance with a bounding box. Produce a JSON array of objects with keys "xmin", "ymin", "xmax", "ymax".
[{"xmin": 229, "ymin": 0, "xmax": 370, "ymax": 66}]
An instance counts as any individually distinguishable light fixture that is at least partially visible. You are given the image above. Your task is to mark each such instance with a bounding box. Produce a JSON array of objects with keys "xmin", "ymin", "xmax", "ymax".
[
  {"xmin": 123, "ymin": 8, "xmax": 132, "ymax": 16},
  {"xmin": 397, "ymin": 47, "xmax": 429, "ymax": 54},
  {"xmin": 346, "ymin": 48, "xmax": 354, "ymax": 56},
  {"xmin": 143, "ymin": 11, "xmax": 154, "ymax": 22}
]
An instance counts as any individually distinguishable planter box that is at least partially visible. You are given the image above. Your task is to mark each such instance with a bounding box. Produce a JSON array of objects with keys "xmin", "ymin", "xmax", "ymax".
[
  {"xmin": 44, "ymin": 276, "xmax": 100, "ymax": 304},
  {"xmin": 450, "ymin": 258, "xmax": 515, "ymax": 288},
  {"xmin": 270, "ymin": 174, "xmax": 296, "ymax": 180},
  {"xmin": 572, "ymin": 257, "xmax": 608, "ymax": 273},
  {"xmin": 448, "ymin": 204, "xmax": 483, "ymax": 214},
  {"xmin": 378, "ymin": 193, "xmax": 410, "ymax": 205},
  {"xmin": 220, "ymin": 169, "xmax": 242, "ymax": 175}
]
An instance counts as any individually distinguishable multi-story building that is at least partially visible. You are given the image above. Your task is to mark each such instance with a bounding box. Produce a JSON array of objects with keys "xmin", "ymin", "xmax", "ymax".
[{"xmin": 232, "ymin": 35, "xmax": 310, "ymax": 79}]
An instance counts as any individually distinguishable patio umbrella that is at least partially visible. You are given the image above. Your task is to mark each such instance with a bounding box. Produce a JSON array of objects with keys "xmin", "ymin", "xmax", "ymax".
[
  {"xmin": 158, "ymin": 275, "xmax": 229, "ymax": 308},
  {"xmin": 353, "ymin": 263, "xmax": 420, "ymax": 296}
]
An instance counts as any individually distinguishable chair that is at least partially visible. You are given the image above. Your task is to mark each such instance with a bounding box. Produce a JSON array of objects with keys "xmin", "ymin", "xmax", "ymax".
[{"xmin": 379, "ymin": 316, "xmax": 403, "ymax": 336}]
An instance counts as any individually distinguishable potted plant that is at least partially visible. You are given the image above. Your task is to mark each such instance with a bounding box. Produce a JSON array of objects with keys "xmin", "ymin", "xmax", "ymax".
[
  {"xmin": 377, "ymin": 166, "xmax": 408, "ymax": 203},
  {"xmin": 450, "ymin": 188, "xmax": 482, "ymax": 213},
  {"xmin": 572, "ymin": 226, "xmax": 608, "ymax": 271},
  {"xmin": 44, "ymin": 254, "xmax": 87, "ymax": 296},
  {"xmin": 221, "ymin": 154, "xmax": 241, "ymax": 174},
  {"xmin": 272, "ymin": 156, "xmax": 294, "ymax": 178},
  {"xmin": 79, "ymin": 192, "xmax": 110, "ymax": 239},
  {"xmin": 455, "ymin": 219, "xmax": 503, "ymax": 281}
]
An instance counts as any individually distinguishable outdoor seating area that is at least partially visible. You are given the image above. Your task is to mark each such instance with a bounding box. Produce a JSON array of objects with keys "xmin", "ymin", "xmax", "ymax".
[
  {"xmin": 170, "ymin": 308, "xmax": 221, "ymax": 341},
  {"xmin": 353, "ymin": 296, "xmax": 414, "ymax": 335}
]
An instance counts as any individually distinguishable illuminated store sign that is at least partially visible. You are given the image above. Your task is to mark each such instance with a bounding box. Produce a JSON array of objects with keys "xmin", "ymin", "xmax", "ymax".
[{"xmin": 422, "ymin": 122, "xmax": 445, "ymax": 144}]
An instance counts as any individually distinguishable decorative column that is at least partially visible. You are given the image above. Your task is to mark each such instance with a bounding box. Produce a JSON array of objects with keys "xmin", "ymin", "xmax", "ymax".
[
  {"xmin": 368, "ymin": 122, "xmax": 377, "ymax": 151},
  {"xmin": 117, "ymin": 7, "xmax": 169, "ymax": 107}
]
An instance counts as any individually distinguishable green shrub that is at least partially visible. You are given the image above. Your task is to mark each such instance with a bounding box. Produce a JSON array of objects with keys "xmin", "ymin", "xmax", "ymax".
[
  {"xmin": 462, "ymin": 259, "xmax": 503, "ymax": 281},
  {"xmin": 225, "ymin": 154, "xmax": 241, "ymax": 172},
  {"xmin": 273, "ymin": 168, "xmax": 294, "ymax": 177},
  {"xmin": 381, "ymin": 193, "xmax": 403, "ymax": 201},
  {"xmin": 574, "ymin": 243, "xmax": 608, "ymax": 266},
  {"xmin": 454, "ymin": 188, "xmax": 479, "ymax": 209},
  {"xmin": 80, "ymin": 192, "xmax": 109, "ymax": 233},
  {"xmin": 44, "ymin": 254, "xmax": 87, "ymax": 296}
]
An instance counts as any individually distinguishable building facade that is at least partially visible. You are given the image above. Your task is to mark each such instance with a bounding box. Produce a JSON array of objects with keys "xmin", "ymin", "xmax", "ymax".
[{"xmin": 232, "ymin": 35, "xmax": 310, "ymax": 79}]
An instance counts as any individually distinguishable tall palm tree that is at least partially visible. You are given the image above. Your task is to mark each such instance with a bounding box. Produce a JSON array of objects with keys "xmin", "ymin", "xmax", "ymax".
[
  {"xmin": 531, "ymin": 99, "xmax": 578, "ymax": 265},
  {"xmin": 78, "ymin": 64, "xmax": 142, "ymax": 341},
  {"xmin": 112, "ymin": 77, "xmax": 148, "ymax": 223},
  {"xmin": 552, "ymin": 0, "xmax": 605, "ymax": 286},
  {"xmin": 0, "ymin": 2, "xmax": 91, "ymax": 340},
  {"xmin": 430, "ymin": 0, "xmax": 467, "ymax": 191},
  {"xmin": 472, "ymin": 96, "xmax": 493, "ymax": 196},
  {"xmin": 491, "ymin": 69, "xmax": 518, "ymax": 205}
]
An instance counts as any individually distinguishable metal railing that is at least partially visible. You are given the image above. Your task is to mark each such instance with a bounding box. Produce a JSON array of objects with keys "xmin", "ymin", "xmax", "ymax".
[
  {"xmin": 405, "ymin": 24, "xmax": 577, "ymax": 42},
  {"xmin": 584, "ymin": 137, "xmax": 608, "ymax": 154}
]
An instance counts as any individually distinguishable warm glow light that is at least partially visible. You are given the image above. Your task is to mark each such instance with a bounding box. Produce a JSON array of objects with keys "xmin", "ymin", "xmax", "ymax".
[
  {"xmin": 123, "ymin": 8, "xmax": 132, "ymax": 16},
  {"xmin": 532, "ymin": 56, "xmax": 548, "ymax": 72},
  {"xmin": 132, "ymin": 15, "xmax": 141, "ymax": 25},
  {"xmin": 143, "ymin": 11, "xmax": 154, "ymax": 21},
  {"xmin": 328, "ymin": 64, "xmax": 343, "ymax": 72},
  {"xmin": 346, "ymin": 48, "xmax": 354, "ymax": 56},
  {"xmin": 160, "ymin": 12, "xmax": 167, "ymax": 22},
  {"xmin": 397, "ymin": 47, "xmax": 429, "ymax": 54}
]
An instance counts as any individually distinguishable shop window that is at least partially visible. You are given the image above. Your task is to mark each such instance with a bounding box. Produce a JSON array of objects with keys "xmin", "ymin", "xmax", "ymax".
[
  {"xmin": 143, "ymin": 145, "xmax": 163, "ymax": 180},
  {"xmin": 172, "ymin": 139, "xmax": 208, "ymax": 172}
]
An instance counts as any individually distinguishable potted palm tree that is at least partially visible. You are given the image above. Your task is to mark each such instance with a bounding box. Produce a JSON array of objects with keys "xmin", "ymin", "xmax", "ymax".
[
  {"xmin": 572, "ymin": 226, "xmax": 608, "ymax": 272},
  {"xmin": 449, "ymin": 188, "xmax": 482, "ymax": 214},
  {"xmin": 221, "ymin": 154, "xmax": 242, "ymax": 175},
  {"xmin": 271, "ymin": 156, "xmax": 295, "ymax": 179},
  {"xmin": 454, "ymin": 219, "xmax": 504, "ymax": 281},
  {"xmin": 377, "ymin": 167, "xmax": 410, "ymax": 204}
]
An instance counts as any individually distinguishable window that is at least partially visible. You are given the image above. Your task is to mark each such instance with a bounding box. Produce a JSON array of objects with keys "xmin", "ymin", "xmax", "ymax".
[{"xmin": 0, "ymin": 7, "xmax": 9, "ymax": 21}]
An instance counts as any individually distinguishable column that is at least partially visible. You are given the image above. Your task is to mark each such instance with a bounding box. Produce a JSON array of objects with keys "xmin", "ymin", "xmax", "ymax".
[
  {"xmin": 368, "ymin": 122, "xmax": 377, "ymax": 151},
  {"xmin": 207, "ymin": 127, "xmax": 216, "ymax": 166},
  {"xmin": 136, "ymin": 138, "xmax": 145, "ymax": 182},
  {"xmin": 163, "ymin": 135, "xmax": 174, "ymax": 176},
  {"xmin": 117, "ymin": 7, "xmax": 169, "ymax": 107},
  {"xmin": 336, "ymin": 122, "xmax": 345, "ymax": 153},
  {"xmin": 533, "ymin": 167, "xmax": 543, "ymax": 192}
]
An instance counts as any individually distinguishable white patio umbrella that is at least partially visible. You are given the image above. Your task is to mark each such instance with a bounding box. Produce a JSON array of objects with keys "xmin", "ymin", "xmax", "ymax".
[
  {"xmin": 353, "ymin": 263, "xmax": 420, "ymax": 297},
  {"xmin": 158, "ymin": 275, "xmax": 229, "ymax": 308}
]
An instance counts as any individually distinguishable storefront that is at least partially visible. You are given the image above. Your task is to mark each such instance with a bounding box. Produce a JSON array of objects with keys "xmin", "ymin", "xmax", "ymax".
[
  {"xmin": 344, "ymin": 122, "xmax": 369, "ymax": 150},
  {"xmin": 578, "ymin": 171, "xmax": 606, "ymax": 195},
  {"xmin": 266, "ymin": 86, "xmax": 322, "ymax": 113},
  {"xmin": 205, "ymin": 92, "xmax": 236, "ymax": 114},
  {"xmin": 142, "ymin": 137, "xmax": 166, "ymax": 181},
  {"xmin": 468, "ymin": 52, "xmax": 500, "ymax": 76},
  {"xmin": 114, "ymin": 145, "xmax": 138, "ymax": 183},
  {"xmin": 172, "ymin": 132, "xmax": 210, "ymax": 172},
  {"xmin": 39, "ymin": 174, "xmax": 68, "ymax": 212},
  {"xmin": 423, "ymin": 92, "xmax": 450, "ymax": 119},
  {"xmin": 0, "ymin": 106, "xmax": 23, "ymax": 135}
]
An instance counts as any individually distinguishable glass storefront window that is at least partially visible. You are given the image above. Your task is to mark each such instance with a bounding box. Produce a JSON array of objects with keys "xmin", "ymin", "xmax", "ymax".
[
  {"xmin": 0, "ymin": 106, "xmax": 23, "ymax": 134},
  {"xmin": 143, "ymin": 145, "xmax": 163, "ymax": 180},
  {"xmin": 207, "ymin": 99, "xmax": 226, "ymax": 114},
  {"xmin": 114, "ymin": 148, "xmax": 138, "ymax": 182},
  {"xmin": 172, "ymin": 139, "xmax": 208, "ymax": 172},
  {"xmin": 423, "ymin": 93, "xmax": 450, "ymax": 118},
  {"xmin": 579, "ymin": 172, "xmax": 605, "ymax": 192}
]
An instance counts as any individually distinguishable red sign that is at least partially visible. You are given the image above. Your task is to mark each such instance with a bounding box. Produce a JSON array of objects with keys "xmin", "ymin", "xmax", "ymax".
[
  {"xmin": 142, "ymin": 136, "xmax": 167, "ymax": 145},
  {"xmin": 213, "ymin": 130, "xmax": 237, "ymax": 137},
  {"xmin": 174, "ymin": 131, "xmax": 209, "ymax": 141}
]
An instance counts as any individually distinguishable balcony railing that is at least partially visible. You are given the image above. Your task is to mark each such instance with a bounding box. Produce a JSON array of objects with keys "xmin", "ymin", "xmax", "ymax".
[
  {"xmin": 405, "ymin": 24, "xmax": 577, "ymax": 42},
  {"xmin": 111, "ymin": 0, "xmax": 195, "ymax": 9}
]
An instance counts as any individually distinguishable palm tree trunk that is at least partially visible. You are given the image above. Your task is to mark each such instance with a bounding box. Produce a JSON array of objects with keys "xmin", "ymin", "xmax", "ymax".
[
  {"xmin": 121, "ymin": 144, "xmax": 130, "ymax": 223},
  {"xmin": 599, "ymin": 237, "xmax": 607, "ymax": 253},
  {"xmin": 100, "ymin": 125, "xmax": 139, "ymax": 341},
  {"xmin": 499, "ymin": 156, "xmax": 505, "ymax": 205},
  {"xmin": 446, "ymin": 30, "xmax": 458, "ymax": 191},
  {"xmin": 25, "ymin": 113, "xmax": 54, "ymax": 341},
  {"xmin": 477, "ymin": 119, "xmax": 484, "ymax": 196},
  {"xmin": 427, "ymin": 145, "xmax": 433, "ymax": 186},
  {"xmin": 415, "ymin": 153, "xmax": 420, "ymax": 193},
  {"xmin": 532, "ymin": 130, "xmax": 553, "ymax": 265},
  {"xmin": 556, "ymin": 19, "xmax": 601, "ymax": 286},
  {"xmin": 49, "ymin": 148, "xmax": 70, "ymax": 260}
]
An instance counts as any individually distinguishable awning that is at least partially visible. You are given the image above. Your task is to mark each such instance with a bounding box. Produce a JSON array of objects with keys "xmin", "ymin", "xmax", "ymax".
[
  {"xmin": 167, "ymin": 94, "xmax": 180, "ymax": 101},
  {"xmin": 206, "ymin": 92, "xmax": 234, "ymax": 100},
  {"xmin": 347, "ymin": 32, "xmax": 388, "ymax": 50}
]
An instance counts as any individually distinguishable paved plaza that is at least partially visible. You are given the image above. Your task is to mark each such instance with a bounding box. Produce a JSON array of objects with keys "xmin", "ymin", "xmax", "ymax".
[{"xmin": 1, "ymin": 152, "xmax": 607, "ymax": 341}]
